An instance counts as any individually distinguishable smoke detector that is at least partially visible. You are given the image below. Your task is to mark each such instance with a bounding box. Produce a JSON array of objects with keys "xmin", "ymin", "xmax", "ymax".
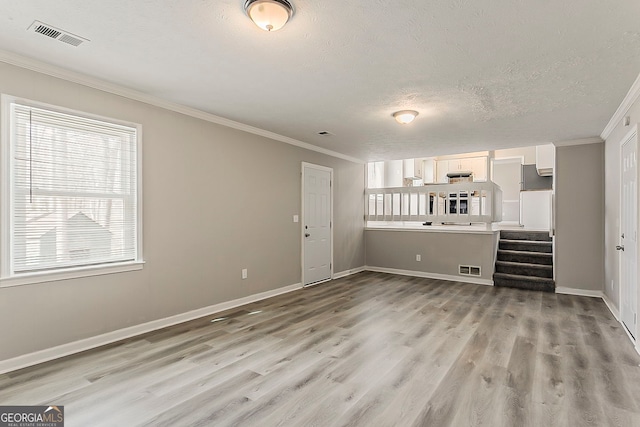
[{"xmin": 28, "ymin": 21, "xmax": 89, "ymax": 47}]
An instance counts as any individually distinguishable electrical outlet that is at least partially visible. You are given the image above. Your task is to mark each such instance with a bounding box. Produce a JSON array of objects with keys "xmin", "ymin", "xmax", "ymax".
[
  {"xmin": 416, "ymin": 254, "xmax": 421, "ymax": 262},
  {"xmin": 293, "ymin": 215, "xmax": 299, "ymax": 223},
  {"xmin": 242, "ymin": 269, "xmax": 248, "ymax": 279}
]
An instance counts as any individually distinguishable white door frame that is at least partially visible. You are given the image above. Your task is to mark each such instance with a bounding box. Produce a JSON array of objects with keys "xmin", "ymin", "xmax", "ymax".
[
  {"xmin": 619, "ymin": 125, "xmax": 639, "ymax": 342},
  {"xmin": 490, "ymin": 156, "xmax": 525, "ymax": 179},
  {"xmin": 490, "ymin": 156, "xmax": 524, "ymax": 225},
  {"xmin": 301, "ymin": 162, "xmax": 334, "ymax": 287}
]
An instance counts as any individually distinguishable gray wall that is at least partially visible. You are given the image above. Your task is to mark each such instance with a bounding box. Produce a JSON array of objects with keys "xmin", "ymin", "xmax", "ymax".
[
  {"xmin": 603, "ymin": 97, "xmax": 640, "ymax": 308},
  {"xmin": 0, "ymin": 62, "xmax": 365, "ymax": 361},
  {"xmin": 554, "ymin": 143, "xmax": 605, "ymax": 291},
  {"xmin": 365, "ymin": 230, "xmax": 498, "ymax": 281}
]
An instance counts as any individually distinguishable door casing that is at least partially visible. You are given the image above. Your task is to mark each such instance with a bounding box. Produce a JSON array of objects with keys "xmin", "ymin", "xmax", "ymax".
[
  {"xmin": 619, "ymin": 125, "xmax": 638, "ymax": 341},
  {"xmin": 301, "ymin": 162, "xmax": 333, "ymax": 287}
]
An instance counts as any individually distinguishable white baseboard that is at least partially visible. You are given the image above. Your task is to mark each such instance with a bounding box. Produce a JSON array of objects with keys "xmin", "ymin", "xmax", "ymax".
[
  {"xmin": 305, "ymin": 266, "xmax": 366, "ymax": 287},
  {"xmin": 303, "ymin": 278, "xmax": 331, "ymax": 288},
  {"xmin": 555, "ymin": 287, "xmax": 604, "ymax": 298},
  {"xmin": 599, "ymin": 293, "xmax": 640, "ymax": 356},
  {"xmin": 332, "ymin": 267, "xmax": 366, "ymax": 280},
  {"xmin": 602, "ymin": 293, "xmax": 621, "ymax": 321},
  {"xmin": 364, "ymin": 266, "xmax": 493, "ymax": 286},
  {"xmin": 0, "ymin": 282, "xmax": 302, "ymax": 375},
  {"xmin": 561, "ymin": 288, "xmax": 640, "ymax": 357}
]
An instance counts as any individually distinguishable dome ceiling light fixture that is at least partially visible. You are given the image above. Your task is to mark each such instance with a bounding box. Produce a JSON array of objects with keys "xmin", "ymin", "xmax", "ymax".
[
  {"xmin": 244, "ymin": 0, "xmax": 294, "ymax": 32},
  {"xmin": 393, "ymin": 110, "xmax": 419, "ymax": 124}
]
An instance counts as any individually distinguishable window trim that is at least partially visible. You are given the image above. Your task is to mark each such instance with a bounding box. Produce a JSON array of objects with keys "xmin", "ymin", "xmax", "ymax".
[{"xmin": 0, "ymin": 94, "xmax": 144, "ymax": 287}]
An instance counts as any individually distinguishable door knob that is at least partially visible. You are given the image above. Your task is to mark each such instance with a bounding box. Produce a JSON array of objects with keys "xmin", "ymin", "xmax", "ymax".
[
  {"xmin": 305, "ymin": 233, "xmax": 310, "ymax": 237},
  {"xmin": 616, "ymin": 245, "xmax": 625, "ymax": 251}
]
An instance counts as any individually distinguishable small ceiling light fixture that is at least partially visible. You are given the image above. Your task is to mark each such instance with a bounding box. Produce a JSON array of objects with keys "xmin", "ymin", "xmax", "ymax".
[
  {"xmin": 393, "ymin": 110, "xmax": 419, "ymax": 124},
  {"xmin": 244, "ymin": 0, "xmax": 294, "ymax": 32}
]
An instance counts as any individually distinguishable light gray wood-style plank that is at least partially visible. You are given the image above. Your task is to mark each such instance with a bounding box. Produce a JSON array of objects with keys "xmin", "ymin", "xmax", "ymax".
[{"xmin": 2, "ymin": 271, "xmax": 640, "ymax": 427}]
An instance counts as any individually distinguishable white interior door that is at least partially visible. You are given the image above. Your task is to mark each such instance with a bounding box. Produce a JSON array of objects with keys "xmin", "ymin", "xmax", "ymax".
[
  {"xmin": 620, "ymin": 130, "xmax": 638, "ymax": 338},
  {"xmin": 302, "ymin": 163, "xmax": 332, "ymax": 286}
]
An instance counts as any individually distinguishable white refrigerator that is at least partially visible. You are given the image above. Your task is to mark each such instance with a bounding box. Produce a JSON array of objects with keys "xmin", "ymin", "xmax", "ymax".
[{"xmin": 520, "ymin": 190, "xmax": 552, "ymax": 231}]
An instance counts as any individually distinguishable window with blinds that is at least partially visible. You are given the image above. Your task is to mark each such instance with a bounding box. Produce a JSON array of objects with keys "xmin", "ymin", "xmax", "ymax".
[{"xmin": 3, "ymin": 100, "xmax": 140, "ymax": 275}]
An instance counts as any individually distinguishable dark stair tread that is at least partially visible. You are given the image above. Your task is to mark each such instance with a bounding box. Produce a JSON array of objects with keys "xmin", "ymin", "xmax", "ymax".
[
  {"xmin": 494, "ymin": 261, "xmax": 553, "ymax": 278},
  {"xmin": 494, "ymin": 230, "xmax": 554, "ymax": 292},
  {"xmin": 499, "ymin": 239, "xmax": 552, "ymax": 247},
  {"xmin": 495, "ymin": 260, "xmax": 552, "ymax": 270},
  {"xmin": 499, "ymin": 230, "xmax": 552, "ymax": 242},
  {"xmin": 493, "ymin": 273, "xmax": 554, "ymax": 283},
  {"xmin": 497, "ymin": 249, "xmax": 552, "ymax": 257},
  {"xmin": 497, "ymin": 251, "xmax": 553, "ymax": 265},
  {"xmin": 493, "ymin": 273, "xmax": 556, "ymax": 292},
  {"xmin": 499, "ymin": 240, "xmax": 552, "ymax": 253}
]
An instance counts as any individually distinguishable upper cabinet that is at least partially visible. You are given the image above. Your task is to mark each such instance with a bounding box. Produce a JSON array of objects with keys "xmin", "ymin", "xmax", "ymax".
[
  {"xmin": 436, "ymin": 156, "xmax": 487, "ymax": 182},
  {"xmin": 423, "ymin": 158, "xmax": 435, "ymax": 183},
  {"xmin": 436, "ymin": 160, "xmax": 450, "ymax": 183},
  {"xmin": 536, "ymin": 144, "xmax": 555, "ymax": 176},
  {"xmin": 403, "ymin": 158, "xmax": 423, "ymax": 179}
]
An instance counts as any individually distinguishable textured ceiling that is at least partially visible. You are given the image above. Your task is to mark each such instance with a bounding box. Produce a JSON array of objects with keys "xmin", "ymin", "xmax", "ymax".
[{"xmin": 0, "ymin": 0, "xmax": 639, "ymax": 161}]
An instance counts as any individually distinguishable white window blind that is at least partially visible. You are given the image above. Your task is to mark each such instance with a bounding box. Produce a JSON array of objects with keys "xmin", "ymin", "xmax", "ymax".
[{"xmin": 7, "ymin": 102, "xmax": 139, "ymax": 274}]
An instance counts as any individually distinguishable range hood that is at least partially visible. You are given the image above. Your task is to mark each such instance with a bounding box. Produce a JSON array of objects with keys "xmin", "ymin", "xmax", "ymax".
[{"xmin": 446, "ymin": 171, "xmax": 473, "ymax": 184}]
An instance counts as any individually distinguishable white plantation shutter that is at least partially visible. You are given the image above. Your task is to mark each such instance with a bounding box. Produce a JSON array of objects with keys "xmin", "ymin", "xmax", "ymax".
[{"xmin": 8, "ymin": 102, "xmax": 139, "ymax": 273}]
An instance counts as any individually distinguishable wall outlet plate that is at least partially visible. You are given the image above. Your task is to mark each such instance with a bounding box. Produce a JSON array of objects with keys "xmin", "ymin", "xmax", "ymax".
[{"xmin": 242, "ymin": 269, "xmax": 248, "ymax": 279}]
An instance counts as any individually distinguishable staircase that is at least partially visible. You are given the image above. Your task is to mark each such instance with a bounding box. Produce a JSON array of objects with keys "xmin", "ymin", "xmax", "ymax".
[{"xmin": 493, "ymin": 230, "xmax": 555, "ymax": 292}]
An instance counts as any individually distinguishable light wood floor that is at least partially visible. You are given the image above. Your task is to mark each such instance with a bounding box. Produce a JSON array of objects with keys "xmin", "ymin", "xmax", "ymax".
[{"xmin": 2, "ymin": 272, "xmax": 640, "ymax": 426}]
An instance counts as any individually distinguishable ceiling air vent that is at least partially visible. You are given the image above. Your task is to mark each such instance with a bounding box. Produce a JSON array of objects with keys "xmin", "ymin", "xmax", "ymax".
[
  {"xmin": 58, "ymin": 34, "xmax": 84, "ymax": 47},
  {"xmin": 34, "ymin": 24, "xmax": 61, "ymax": 39},
  {"xmin": 28, "ymin": 21, "xmax": 88, "ymax": 47}
]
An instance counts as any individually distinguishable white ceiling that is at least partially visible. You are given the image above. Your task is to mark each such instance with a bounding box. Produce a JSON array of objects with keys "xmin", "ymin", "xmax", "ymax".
[{"xmin": 0, "ymin": 0, "xmax": 639, "ymax": 161}]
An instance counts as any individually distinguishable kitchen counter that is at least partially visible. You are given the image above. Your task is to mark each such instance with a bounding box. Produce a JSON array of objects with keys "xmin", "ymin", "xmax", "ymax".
[{"xmin": 366, "ymin": 221, "xmax": 499, "ymax": 235}]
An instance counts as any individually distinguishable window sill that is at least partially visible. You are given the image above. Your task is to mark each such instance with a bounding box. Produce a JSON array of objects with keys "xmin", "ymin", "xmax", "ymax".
[{"xmin": 0, "ymin": 261, "xmax": 145, "ymax": 288}]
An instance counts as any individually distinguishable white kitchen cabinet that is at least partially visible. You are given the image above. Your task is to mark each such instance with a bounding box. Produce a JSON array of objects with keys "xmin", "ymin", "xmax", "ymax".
[
  {"xmin": 403, "ymin": 158, "xmax": 423, "ymax": 179},
  {"xmin": 470, "ymin": 157, "xmax": 487, "ymax": 181},
  {"xmin": 436, "ymin": 156, "xmax": 487, "ymax": 182},
  {"xmin": 458, "ymin": 158, "xmax": 474, "ymax": 172},
  {"xmin": 436, "ymin": 160, "xmax": 450, "ymax": 183},
  {"xmin": 536, "ymin": 144, "xmax": 555, "ymax": 176},
  {"xmin": 423, "ymin": 158, "xmax": 435, "ymax": 183}
]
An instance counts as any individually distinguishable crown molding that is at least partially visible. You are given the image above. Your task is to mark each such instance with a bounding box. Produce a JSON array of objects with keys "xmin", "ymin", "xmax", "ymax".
[
  {"xmin": 0, "ymin": 50, "xmax": 364, "ymax": 164},
  {"xmin": 553, "ymin": 136, "xmax": 603, "ymax": 147},
  {"xmin": 601, "ymin": 71, "xmax": 640, "ymax": 140}
]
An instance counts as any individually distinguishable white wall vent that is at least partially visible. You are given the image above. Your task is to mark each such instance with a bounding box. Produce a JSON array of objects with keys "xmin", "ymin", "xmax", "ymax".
[
  {"xmin": 28, "ymin": 21, "xmax": 88, "ymax": 47},
  {"xmin": 459, "ymin": 265, "xmax": 481, "ymax": 277}
]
